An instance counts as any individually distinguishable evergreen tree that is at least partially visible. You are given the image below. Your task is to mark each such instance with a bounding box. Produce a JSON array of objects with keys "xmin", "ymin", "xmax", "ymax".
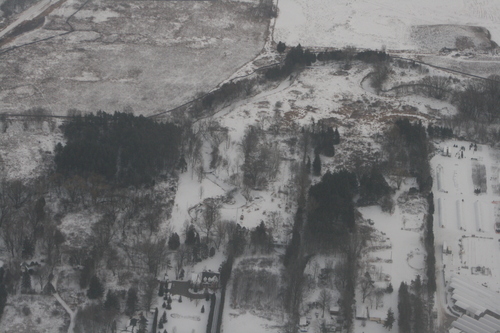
[
  {"xmin": 411, "ymin": 275, "xmax": 422, "ymax": 295},
  {"xmin": 138, "ymin": 314, "xmax": 148, "ymax": 333},
  {"xmin": 413, "ymin": 294, "xmax": 426, "ymax": 333},
  {"xmin": 55, "ymin": 112, "xmax": 182, "ymax": 186},
  {"xmin": 250, "ymin": 221, "xmax": 272, "ymax": 253},
  {"xmin": 104, "ymin": 290, "xmax": 120, "ymax": 312},
  {"xmin": 185, "ymin": 225, "xmax": 198, "ymax": 246},
  {"xmin": 307, "ymin": 170, "xmax": 357, "ymax": 250},
  {"xmin": 322, "ymin": 127, "xmax": 336, "ymax": 156},
  {"xmin": 0, "ymin": 284, "xmax": 7, "ymax": 319},
  {"xmin": 386, "ymin": 283, "xmax": 393, "ymax": 293},
  {"xmin": 168, "ymin": 233, "xmax": 181, "ymax": 250},
  {"xmin": 277, "ymin": 41, "xmax": 286, "ymax": 53},
  {"xmin": 87, "ymin": 275, "xmax": 104, "ymax": 299},
  {"xmin": 158, "ymin": 282, "xmax": 165, "ymax": 297},
  {"xmin": 201, "ymin": 305, "xmax": 205, "ymax": 313},
  {"xmin": 178, "ymin": 295, "xmax": 182, "ymax": 303},
  {"xmin": 79, "ymin": 258, "xmax": 94, "ymax": 289},
  {"xmin": 333, "ymin": 128, "xmax": 340, "ymax": 144},
  {"xmin": 21, "ymin": 271, "xmax": 31, "ymax": 293},
  {"xmin": 383, "ymin": 308, "xmax": 395, "ymax": 330},
  {"xmin": 313, "ymin": 153, "xmax": 321, "ymax": 176},
  {"xmin": 22, "ymin": 238, "xmax": 34, "ymax": 259},
  {"xmin": 125, "ymin": 287, "xmax": 138, "ymax": 316},
  {"xmin": 398, "ymin": 282, "xmax": 411, "ymax": 333}
]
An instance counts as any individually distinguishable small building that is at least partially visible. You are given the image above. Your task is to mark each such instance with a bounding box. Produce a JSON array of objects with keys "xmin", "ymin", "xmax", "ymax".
[
  {"xmin": 299, "ymin": 317, "xmax": 309, "ymax": 332},
  {"xmin": 355, "ymin": 306, "xmax": 368, "ymax": 320},
  {"xmin": 329, "ymin": 304, "xmax": 340, "ymax": 316},
  {"xmin": 190, "ymin": 273, "xmax": 201, "ymax": 289},
  {"xmin": 201, "ymin": 271, "xmax": 220, "ymax": 289}
]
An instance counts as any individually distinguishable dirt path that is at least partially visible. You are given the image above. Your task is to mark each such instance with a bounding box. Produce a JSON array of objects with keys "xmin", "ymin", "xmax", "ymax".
[{"xmin": 52, "ymin": 272, "xmax": 76, "ymax": 333}]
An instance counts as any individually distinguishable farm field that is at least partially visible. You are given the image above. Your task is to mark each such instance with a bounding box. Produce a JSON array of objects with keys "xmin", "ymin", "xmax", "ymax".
[
  {"xmin": 274, "ymin": 0, "xmax": 500, "ymax": 51},
  {"xmin": 0, "ymin": 0, "xmax": 270, "ymax": 116}
]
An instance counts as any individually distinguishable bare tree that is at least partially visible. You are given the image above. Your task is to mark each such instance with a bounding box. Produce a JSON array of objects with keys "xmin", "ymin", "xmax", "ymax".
[
  {"xmin": 390, "ymin": 167, "xmax": 408, "ymax": 190},
  {"xmin": 267, "ymin": 211, "xmax": 284, "ymax": 232},
  {"xmin": 63, "ymin": 175, "xmax": 87, "ymax": 204},
  {"xmin": 137, "ymin": 237, "xmax": 168, "ymax": 276},
  {"xmin": 142, "ymin": 276, "xmax": 158, "ymax": 311},
  {"xmin": 35, "ymin": 262, "xmax": 54, "ymax": 292},
  {"xmin": 371, "ymin": 61, "xmax": 391, "ymax": 94},
  {"xmin": 197, "ymin": 199, "xmax": 221, "ymax": 245},
  {"xmin": 90, "ymin": 214, "xmax": 117, "ymax": 258},
  {"xmin": 4, "ymin": 180, "xmax": 31, "ymax": 209},
  {"xmin": 213, "ymin": 220, "xmax": 228, "ymax": 250},
  {"xmin": 311, "ymin": 260, "xmax": 321, "ymax": 281},
  {"xmin": 175, "ymin": 245, "xmax": 188, "ymax": 279},
  {"xmin": 343, "ymin": 45, "xmax": 357, "ymax": 69},
  {"xmin": 360, "ymin": 272, "xmax": 374, "ymax": 303},
  {"xmin": 0, "ymin": 190, "xmax": 11, "ymax": 230},
  {"xmin": 374, "ymin": 288, "xmax": 384, "ymax": 309},
  {"xmin": 420, "ymin": 76, "xmax": 450, "ymax": 100},
  {"xmin": 317, "ymin": 289, "xmax": 332, "ymax": 318},
  {"xmin": 142, "ymin": 204, "xmax": 163, "ymax": 237},
  {"xmin": 2, "ymin": 212, "xmax": 28, "ymax": 258},
  {"xmin": 87, "ymin": 173, "xmax": 109, "ymax": 205}
]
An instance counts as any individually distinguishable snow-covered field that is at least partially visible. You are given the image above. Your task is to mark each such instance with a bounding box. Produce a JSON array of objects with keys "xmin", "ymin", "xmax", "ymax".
[{"xmin": 274, "ymin": 0, "xmax": 500, "ymax": 50}]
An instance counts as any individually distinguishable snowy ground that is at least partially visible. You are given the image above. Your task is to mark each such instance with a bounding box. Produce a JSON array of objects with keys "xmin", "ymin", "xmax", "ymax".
[
  {"xmin": 0, "ymin": 120, "xmax": 61, "ymax": 181},
  {"xmin": 274, "ymin": 0, "xmax": 500, "ymax": 51},
  {"xmin": 0, "ymin": 294, "xmax": 70, "ymax": 333},
  {"xmin": 355, "ymin": 178, "xmax": 426, "ymax": 333},
  {"xmin": 431, "ymin": 141, "xmax": 500, "ymax": 327},
  {"xmin": 165, "ymin": 56, "xmax": 463, "ymax": 332}
]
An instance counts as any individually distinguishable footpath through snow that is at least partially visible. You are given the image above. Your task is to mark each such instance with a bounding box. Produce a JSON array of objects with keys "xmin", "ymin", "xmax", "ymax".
[{"xmin": 52, "ymin": 272, "xmax": 76, "ymax": 333}]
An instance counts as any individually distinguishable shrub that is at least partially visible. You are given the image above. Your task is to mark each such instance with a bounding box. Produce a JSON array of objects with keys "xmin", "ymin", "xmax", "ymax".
[{"xmin": 22, "ymin": 305, "xmax": 31, "ymax": 316}]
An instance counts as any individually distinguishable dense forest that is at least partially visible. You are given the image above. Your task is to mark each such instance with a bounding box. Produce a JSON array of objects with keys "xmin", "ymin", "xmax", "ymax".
[
  {"xmin": 307, "ymin": 170, "xmax": 358, "ymax": 250},
  {"xmin": 55, "ymin": 112, "xmax": 182, "ymax": 186}
]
